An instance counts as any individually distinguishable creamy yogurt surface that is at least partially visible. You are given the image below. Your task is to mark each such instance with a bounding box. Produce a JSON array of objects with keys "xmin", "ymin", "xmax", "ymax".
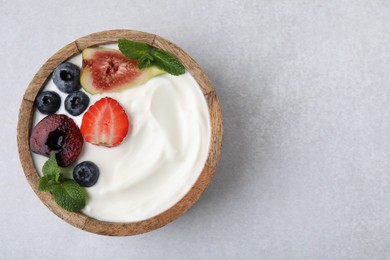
[{"xmin": 32, "ymin": 45, "xmax": 211, "ymax": 222}]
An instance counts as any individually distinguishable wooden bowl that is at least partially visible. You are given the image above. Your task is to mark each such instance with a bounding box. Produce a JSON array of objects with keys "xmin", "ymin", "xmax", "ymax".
[{"xmin": 17, "ymin": 30, "xmax": 223, "ymax": 236}]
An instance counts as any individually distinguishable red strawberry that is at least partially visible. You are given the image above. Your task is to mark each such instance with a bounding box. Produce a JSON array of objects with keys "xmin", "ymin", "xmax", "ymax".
[{"xmin": 80, "ymin": 97, "xmax": 130, "ymax": 147}]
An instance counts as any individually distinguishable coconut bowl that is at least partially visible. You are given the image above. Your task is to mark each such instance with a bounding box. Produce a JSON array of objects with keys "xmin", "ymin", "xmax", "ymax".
[{"xmin": 17, "ymin": 30, "xmax": 223, "ymax": 236}]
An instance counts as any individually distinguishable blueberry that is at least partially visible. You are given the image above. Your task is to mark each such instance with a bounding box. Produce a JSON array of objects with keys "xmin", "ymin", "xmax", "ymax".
[
  {"xmin": 35, "ymin": 91, "xmax": 61, "ymax": 114},
  {"xmin": 53, "ymin": 62, "xmax": 81, "ymax": 93},
  {"xmin": 73, "ymin": 161, "xmax": 100, "ymax": 187},
  {"xmin": 65, "ymin": 91, "xmax": 90, "ymax": 116}
]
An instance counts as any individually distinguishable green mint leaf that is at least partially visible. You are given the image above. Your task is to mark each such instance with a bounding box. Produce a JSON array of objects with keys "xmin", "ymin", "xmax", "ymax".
[
  {"xmin": 42, "ymin": 154, "xmax": 63, "ymax": 176},
  {"xmin": 118, "ymin": 39, "xmax": 149, "ymax": 60},
  {"xmin": 39, "ymin": 155, "xmax": 63, "ymax": 191},
  {"xmin": 39, "ymin": 156, "xmax": 87, "ymax": 212},
  {"xmin": 118, "ymin": 39, "xmax": 186, "ymax": 75},
  {"xmin": 51, "ymin": 179, "xmax": 87, "ymax": 212},
  {"xmin": 38, "ymin": 174, "xmax": 62, "ymax": 192},
  {"xmin": 137, "ymin": 54, "xmax": 154, "ymax": 69},
  {"xmin": 151, "ymin": 49, "xmax": 185, "ymax": 76}
]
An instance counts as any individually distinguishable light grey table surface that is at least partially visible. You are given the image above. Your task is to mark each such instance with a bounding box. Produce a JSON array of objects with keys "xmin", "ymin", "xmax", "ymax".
[{"xmin": 1, "ymin": 0, "xmax": 389, "ymax": 259}]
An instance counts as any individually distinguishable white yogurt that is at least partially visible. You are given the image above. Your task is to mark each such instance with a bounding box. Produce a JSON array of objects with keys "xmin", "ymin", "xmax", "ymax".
[{"xmin": 31, "ymin": 45, "xmax": 211, "ymax": 222}]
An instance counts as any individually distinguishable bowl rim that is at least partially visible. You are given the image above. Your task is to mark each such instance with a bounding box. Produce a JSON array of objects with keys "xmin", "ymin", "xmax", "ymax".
[{"xmin": 17, "ymin": 29, "xmax": 223, "ymax": 236}]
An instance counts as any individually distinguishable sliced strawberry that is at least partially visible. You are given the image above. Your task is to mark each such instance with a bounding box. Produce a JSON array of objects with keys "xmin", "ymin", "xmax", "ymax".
[{"xmin": 80, "ymin": 97, "xmax": 130, "ymax": 147}]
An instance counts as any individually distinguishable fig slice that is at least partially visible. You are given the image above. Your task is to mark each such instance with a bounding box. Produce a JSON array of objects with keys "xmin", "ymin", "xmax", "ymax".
[{"xmin": 80, "ymin": 48, "xmax": 164, "ymax": 94}]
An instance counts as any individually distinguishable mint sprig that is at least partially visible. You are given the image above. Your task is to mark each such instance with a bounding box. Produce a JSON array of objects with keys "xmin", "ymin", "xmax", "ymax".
[
  {"xmin": 118, "ymin": 39, "xmax": 149, "ymax": 59},
  {"xmin": 38, "ymin": 173, "xmax": 62, "ymax": 192},
  {"xmin": 150, "ymin": 48, "xmax": 186, "ymax": 76},
  {"xmin": 38, "ymin": 154, "xmax": 87, "ymax": 212},
  {"xmin": 51, "ymin": 180, "xmax": 86, "ymax": 212},
  {"xmin": 118, "ymin": 39, "xmax": 185, "ymax": 76}
]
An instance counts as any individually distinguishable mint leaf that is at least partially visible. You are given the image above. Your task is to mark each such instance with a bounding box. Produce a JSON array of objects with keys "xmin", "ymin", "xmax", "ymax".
[
  {"xmin": 39, "ymin": 155, "xmax": 63, "ymax": 191},
  {"xmin": 38, "ymin": 174, "xmax": 62, "ymax": 192},
  {"xmin": 118, "ymin": 39, "xmax": 149, "ymax": 60},
  {"xmin": 42, "ymin": 154, "xmax": 63, "ymax": 176},
  {"xmin": 137, "ymin": 54, "xmax": 154, "ymax": 69},
  {"xmin": 51, "ymin": 179, "xmax": 87, "ymax": 212},
  {"xmin": 118, "ymin": 39, "xmax": 185, "ymax": 75},
  {"xmin": 151, "ymin": 49, "xmax": 185, "ymax": 76},
  {"xmin": 39, "ymin": 156, "xmax": 87, "ymax": 212}
]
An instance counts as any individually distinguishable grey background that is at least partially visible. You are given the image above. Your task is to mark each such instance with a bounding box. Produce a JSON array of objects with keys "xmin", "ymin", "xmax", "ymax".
[{"xmin": 1, "ymin": 0, "xmax": 389, "ymax": 259}]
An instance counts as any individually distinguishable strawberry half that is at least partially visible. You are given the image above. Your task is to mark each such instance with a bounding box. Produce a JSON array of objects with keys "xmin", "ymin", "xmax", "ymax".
[{"xmin": 80, "ymin": 97, "xmax": 130, "ymax": 147}]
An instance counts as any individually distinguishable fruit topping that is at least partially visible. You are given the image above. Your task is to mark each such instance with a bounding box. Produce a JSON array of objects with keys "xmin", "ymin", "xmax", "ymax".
[
  {"xmin": 30, "ymin": 114, "xmax": 84, "ymax": 167},
  {"xmin": 80, "ymin": 48, "xmax": 164, "ymax": 94},
  {"xmin": 64, "ymin": 91, "xmax": 90, "ymax": 116},
  {"xmin": 35, "ymin": 91, "xmax": 61, "ymax": 114},
  {"xmin": 80, "ymin": 97, "xmax": 130, "ymax": 147},
  {"xmin": 53, "ymin": 62, "xmax": 81, "ymax": 93},
  {"xmin": 73, "ymin": 161, "xmax": 100, "ymax": 187}
]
